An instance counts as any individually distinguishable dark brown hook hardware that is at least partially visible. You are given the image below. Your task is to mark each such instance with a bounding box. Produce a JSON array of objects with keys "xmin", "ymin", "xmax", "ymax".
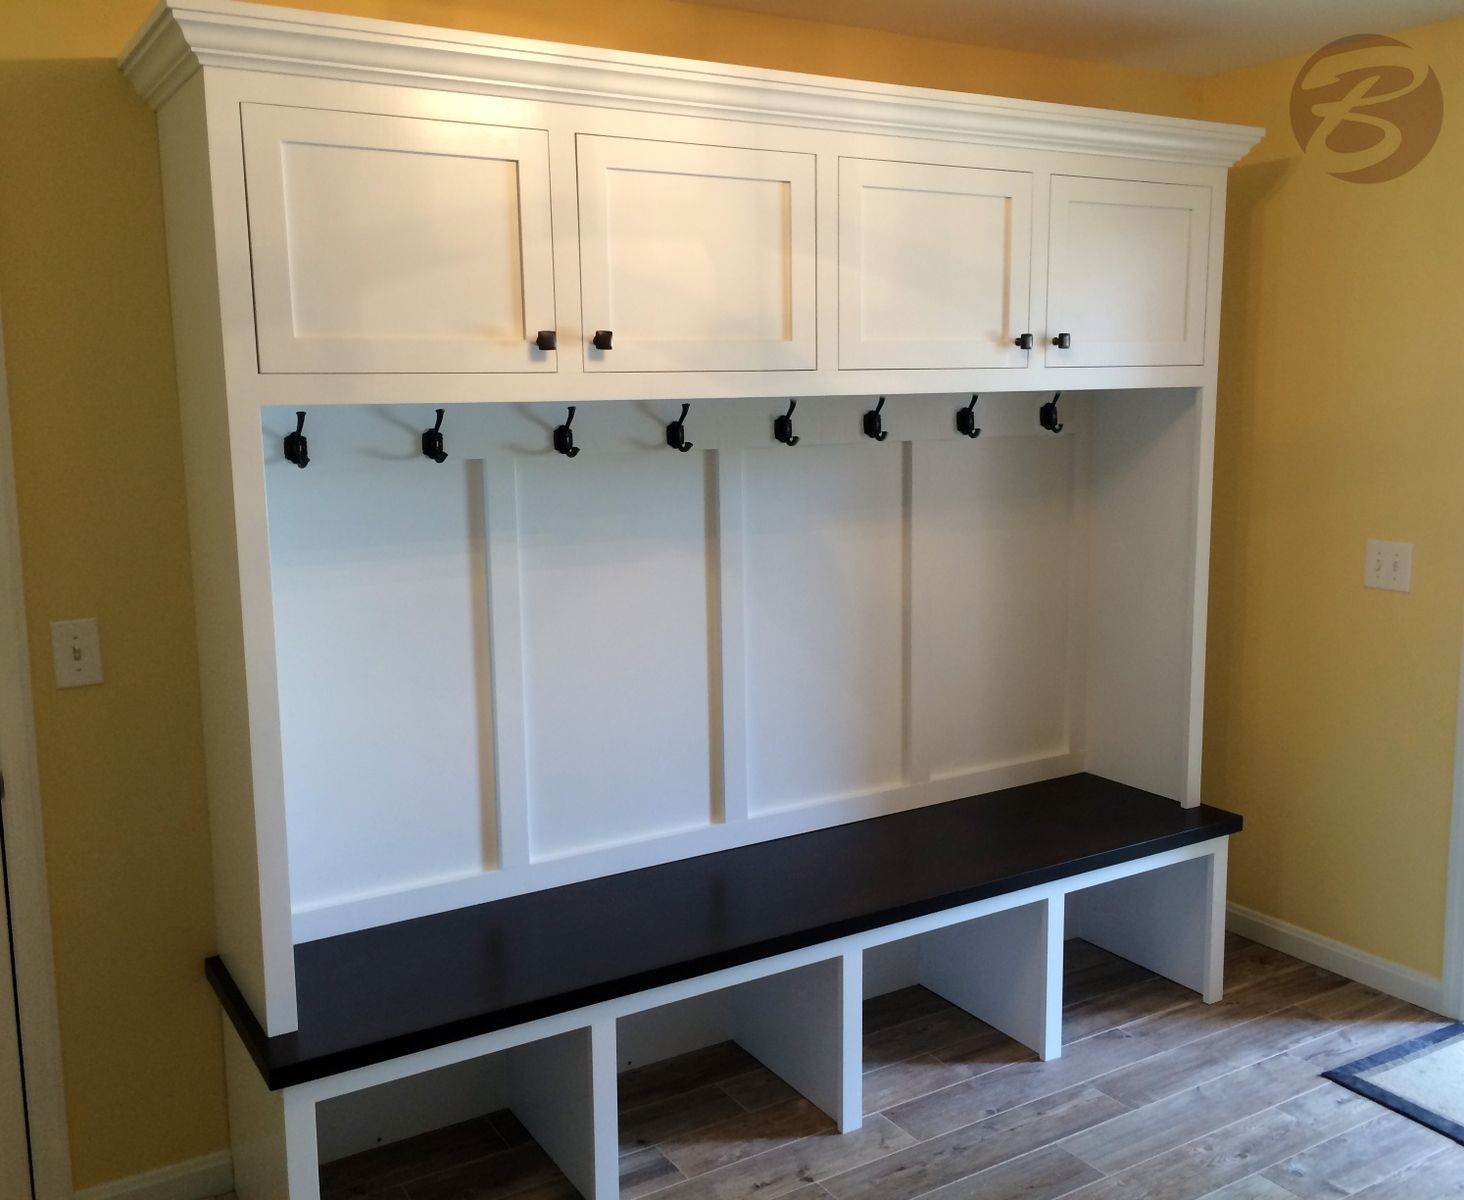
[
  {"xmin": 1039, "ymin": 392, "xmax": 1064, "ymax": 434},
  {"xmin": 863, "ymin": 397, "xmax": 889, "ymax": 442},
  {"xmin": 773, "ymin": 399, "xmax": 799, "ymax": 447},
  {"xmin": 422, "ymin": 408, "xmax": 448, "ymax": 464},
  {"xmin": 553, "ymin": 406, "xmax": 581, "ymax": 458},
  {"xmin": 956, "ymin": 395, "xmax": 981, "ymax": 439},
  {"xmin": 666, "ymin": 403, "xmax": 694, "ymax": 453},
  {"xmin": 283, "ymin": 411, "xmax": 309, "ymax": 469}
]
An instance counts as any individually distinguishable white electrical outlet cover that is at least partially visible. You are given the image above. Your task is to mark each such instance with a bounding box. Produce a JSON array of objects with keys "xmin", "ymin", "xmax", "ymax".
[{"xmin": 1364, "ymin": 539, "xmax": 1413, "ymax": 593}]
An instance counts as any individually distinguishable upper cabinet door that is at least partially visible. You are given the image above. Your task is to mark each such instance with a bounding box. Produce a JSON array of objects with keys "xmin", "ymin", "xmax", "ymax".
[
  {"xmin": 242, "ymin": 105, "xmax": 557, "ymax": 374},
  {"xmin": 1046, "ymin": 176, "xmax": 1211, "ymax": 368},
  {"xmin": 838, "ymin": 158, "xmax": 1032, "ymax": 370},
  {"xmin": 576, "ymin": 135, "xmax": 817, "ymax": 373}
]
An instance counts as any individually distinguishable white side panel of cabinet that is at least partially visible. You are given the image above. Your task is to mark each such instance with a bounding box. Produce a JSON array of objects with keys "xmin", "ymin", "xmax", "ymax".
[
  {"xmin": 242, "ymin": 104, "xmax": 557, "ymax": 374},
  {"xmin": 1046, "ymin": 176, "xmax": 1210, "ymax": 369},
  {"xmin": 738, "ymin": 444, "xmax": 906, "ymax": 814},
  {"xmin": 513, "ymin": 452, "xmax": 718, "ymax": 859},
  {"xmin": 838, "ymin": 159, "xmax": 1032, "ymax": 370},
  {"xmin": 268, "ymin": 460, "xmax": 496, "ymax": 912},
  {"xmin": 1084, "ymin": 390, "xmax": 1197, "ymax": 801},
  {"xmin": 576, "ymin": 135, "xmax": 817, "ymax": 373},
  {"xmin": 912, "ymin": 436, "xmax": 1077, "ymax": 780}
]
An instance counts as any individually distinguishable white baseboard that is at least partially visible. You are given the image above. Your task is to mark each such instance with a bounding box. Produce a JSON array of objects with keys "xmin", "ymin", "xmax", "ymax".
[
  {"xmin": 74, "ymin": 1151, "xmax": 233, "ymax": 1200},
  {"xmin": 1227, "ymin": 903, "xmax": 1450, "ymax": 1016}
]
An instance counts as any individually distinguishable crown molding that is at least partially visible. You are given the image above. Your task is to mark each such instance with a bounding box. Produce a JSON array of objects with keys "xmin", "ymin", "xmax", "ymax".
[{"xmin": 119, "ymin": 0, "xmax": 1262, "ymax": 167}]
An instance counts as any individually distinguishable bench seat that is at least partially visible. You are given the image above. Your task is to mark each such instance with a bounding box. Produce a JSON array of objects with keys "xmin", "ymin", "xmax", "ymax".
[{"xmin": 211, "ymin": 772, "xmax": 1240, "ymax": 1090}]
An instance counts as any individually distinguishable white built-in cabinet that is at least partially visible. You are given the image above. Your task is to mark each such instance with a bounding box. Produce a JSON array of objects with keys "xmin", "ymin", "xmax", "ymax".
[
  {"xmin": 1045, "ymin": 175, "xmax": 1212, "ymax": 368},
  {"xmin": 242, "ymin": 105, "xmax": 558, "ymax": 374},
  {"xmin": 576, "ymin": 135, "xmax": 818, "ymax": 372},
  {"xmin": 838, "ymin": 158, "xmax": 1032, "ymax": 370},
  {"xmin": 124, "ymin": 7, "xmax": 1260, "ymax": 1191},
  {"xmin": 229, "ymin": 93, "xmax": 1239, "ymax": 395}
]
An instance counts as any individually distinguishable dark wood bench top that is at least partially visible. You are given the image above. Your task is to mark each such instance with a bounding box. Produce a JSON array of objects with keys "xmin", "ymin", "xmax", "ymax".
[{"xmin": 210, "ymin": 772, "xmax": 1241, "ymax": 1089}]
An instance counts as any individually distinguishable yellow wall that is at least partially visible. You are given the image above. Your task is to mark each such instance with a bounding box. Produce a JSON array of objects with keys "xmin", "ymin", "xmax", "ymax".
[
  {"xmin": 1, "ymin": 0, "xmax": 1458, "ymax": 1188},
  {"xmin": 1199, "ymin": 17, "xmax": 1464, "ymax": 977},
  {"xmin": 0, "ymin": 0, "xmax": 1203, "ymax": 1187}
]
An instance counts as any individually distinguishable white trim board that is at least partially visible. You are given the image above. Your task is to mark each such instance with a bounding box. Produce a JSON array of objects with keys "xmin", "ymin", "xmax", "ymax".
[
  {"xmin": 73, "ymin": 1151, "xmax": 232, "ymax": 1200},
  {"xmin": 117, "ymin": 0, "xmax": 1261, "ymax": 167},
  {"xmin": 1443, "ymin": 604, "xmax": 1464, "ymax": 1020},
  {"xmin": 1227, "ymin": 903, "xmax": 1447, "ymax": 1016},
  {"xmin": 0, "ymin": 297, "xmax": 74, "ymax": 1199}
]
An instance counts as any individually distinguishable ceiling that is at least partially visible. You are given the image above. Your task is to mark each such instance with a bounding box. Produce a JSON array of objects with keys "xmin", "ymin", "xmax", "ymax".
[{"xmin": 686, "ymin": 0, "xmax": 1464, "ymax": 75}]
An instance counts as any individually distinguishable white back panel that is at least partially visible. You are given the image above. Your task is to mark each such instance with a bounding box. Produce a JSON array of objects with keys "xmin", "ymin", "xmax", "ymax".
[
  {"xmin": 915, "ymin": 436, "xmax": 1077, "ymax": 778},
  {"xmin": 268, "ymin": 460, "xmax": 495, "ymax": 911},
  {"xmin": 739, "ymin": 444, "xmax": 906, "ymax": 813},
  {"xmin": 1085, "ymin": 390, "xmax": 1197, "ymax": 799},
  {"xmin": 514, "ymin": 452, "xmax": 716, "ymax": 859}
]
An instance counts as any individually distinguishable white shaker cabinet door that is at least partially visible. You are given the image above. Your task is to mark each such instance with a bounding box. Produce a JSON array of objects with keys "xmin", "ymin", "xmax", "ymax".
[
  {"xmin": 575, "ymin": 135, "xmax": 817, "ymax": 372},
  {"xmin": 242, "ymin": 104, "xmax": 557, "ymax": 374},
  {"xmin": 839, "ymin": 158, "xmax": 1033, "ymax": 369},
  {"xmin": 1046, "ymin": 176, "xmax": 1211, "ymax": 368}
]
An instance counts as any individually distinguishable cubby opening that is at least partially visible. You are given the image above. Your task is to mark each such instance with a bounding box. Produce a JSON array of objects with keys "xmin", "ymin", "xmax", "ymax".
[
  {"xmin": 859, "ymin": 901, "xmax": 1059, "ymax": 1090},
  {"xmin": 314, "ymin": 1028, "xmax": 598, "ymax": 1199},
  {"xmin": 615, "ymin": 956, "xmax": 858, "ymax": 1174},
  {"xmin": 1065, "ymin": 853, "xmax": 1223, "ymax": 1004}
]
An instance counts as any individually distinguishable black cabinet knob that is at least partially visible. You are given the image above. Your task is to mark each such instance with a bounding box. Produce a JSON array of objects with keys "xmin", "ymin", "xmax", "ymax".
[
  {"xmin": 592, "ymin": 330, "xmax": 614, "ymax": 350},
  {"xmin": 1052, "ymin": 332, "xmax": 1072, "ymax": 349},
  {"xmin": 535, "ymin": 330, "xmax": 557, "ymax": 352},
  {"xmin": 1014, "ymin": 333, "xmax": 1034, "ymax": 350}
]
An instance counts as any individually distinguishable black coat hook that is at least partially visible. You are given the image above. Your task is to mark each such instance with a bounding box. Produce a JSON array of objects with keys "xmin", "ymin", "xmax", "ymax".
[
  {"xmin": 773, "ymin": 399, "xmax": 800, "ymax": 447},
  {"xmin": 422, "ymin": 408, "xmax": 448, "ymax": 464},
  {"xmin": 283, "ymin": 411, "xmax": 309, "ymax": 469},
  {"xmin": 1039, "ymin": 392, "xmax": 1064, "ymax": 434},
  {"xmin": 666, "ymin": 403, "xmax": 694, "ymax": 453},
  {"xmin": 956, "ymin": 395, "xmax": 982, "ymax": 439},
  {"xmin": 863, "ymin": 397, "xmax": 890, "ymax": 442},
  {"xmin": 553, "ymin": 406, "xmax": 581, "ymax": 458}
]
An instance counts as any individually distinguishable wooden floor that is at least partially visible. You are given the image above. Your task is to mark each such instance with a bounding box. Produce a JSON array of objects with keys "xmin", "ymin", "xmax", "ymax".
[{"xmin": 228, "ymin": 935, "xmax": 1464, "ymax": 1200}]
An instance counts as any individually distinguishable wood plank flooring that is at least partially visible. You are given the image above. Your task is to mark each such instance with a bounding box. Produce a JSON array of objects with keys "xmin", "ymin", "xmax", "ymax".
[{"xmin": 238, "ymin": 936, "xmax": 1464, "ymax": 1200}]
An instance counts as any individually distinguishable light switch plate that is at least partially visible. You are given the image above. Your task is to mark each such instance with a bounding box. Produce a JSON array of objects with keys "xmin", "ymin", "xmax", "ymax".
[
  {"xmin": 1364, "ymin": 539, "xmax": 1413, "ymax": 593},
  {"xmin": 50, "ymin": 618, "xmax": 102, "ymax": 688}
]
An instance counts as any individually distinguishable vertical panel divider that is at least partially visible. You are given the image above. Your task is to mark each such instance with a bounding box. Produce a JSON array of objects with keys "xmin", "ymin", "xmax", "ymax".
[
  {"xmin": 1067, "ymin": 408, "xmax": 1094, "ymax": 771},
  {"xmin": 590, "ymin": 1018, "xmax": 621, "ymax": 1199},
  {"xmin": 839, "ymin": 949, "xmax": 865, "ymax": 1133},
  {"xmin": 483, "ymin": 453, "xmax": 531, "ymax": 870},
  {"xmin": 716, "ymin": 450, "xmax": 750, "ymax": 824},
  {"xmin": 904, "ymin": 440, "xmax": 931, "ymax": 785}
]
